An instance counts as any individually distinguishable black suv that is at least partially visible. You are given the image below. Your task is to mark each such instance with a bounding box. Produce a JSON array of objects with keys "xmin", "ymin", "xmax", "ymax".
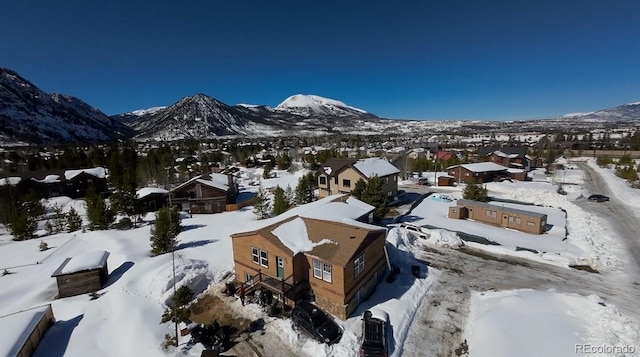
[
  {"xmin": 291, "ymin": 300, "xmax": 342, "ymax": 345},
  {"xmin": 360, "ymin": 309, "xmax": 389, "ymax": 357},
  {"xmin": 588, "ymin": 194, "xmax": 609, "ymax": 202}
]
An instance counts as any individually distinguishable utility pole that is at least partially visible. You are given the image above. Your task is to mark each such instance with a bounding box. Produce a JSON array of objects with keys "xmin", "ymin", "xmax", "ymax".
[{"xmin": 166, "ymin": 168, "xmax": 178, "ymax": 346}]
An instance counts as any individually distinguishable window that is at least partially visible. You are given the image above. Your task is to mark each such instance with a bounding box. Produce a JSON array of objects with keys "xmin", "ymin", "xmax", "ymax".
[
  {"xmin": 527, "ymin": 221, "xmax": 535, "ymax": 227},
  {"xmin": 313, "ymin": 259, "xmax": 332, "ymax": 283},
  {"xmin": 354, "ymin": 253, "xmax": 365, "ymax": 277},
  {"xmin": 343, "ymin": 179, "xmax": 351, "ymax": 187},
  {"xmin": 319, "ymin": 176, "xmax": 326, "ymax": 185},
  {"xmin": 485, "ymin": 210, "xmax": 496, "ymax": 218},
  {"xmin": 87, "ymin": 178, "xmax": 93, "ymax": 183},
  {"xmin": 385, "ymin": 177, "xmax": 389, "ymax": 184},
  {"xmin": 509, "ymin": 216, "xmax": 522, "ymax": 224},
  {"xmin": 251, "ymin": 247, "xmax": 268, "ymax": 268},
  {"xmin": 465, "ymin": 172, "xmax": 470, "ymax": 176},
  {"xmin": 245, "ymin": 272, "xmax": 253, "ymax": 282},
  {"xmin": 260, "ymin": 250, "xmax": 269, "ymax": 268}
]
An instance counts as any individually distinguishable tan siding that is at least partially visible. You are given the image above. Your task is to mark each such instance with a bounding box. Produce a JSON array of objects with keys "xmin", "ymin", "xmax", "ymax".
[
  {"xmin": 232, "ymin": 234, "xmax": 294, "ymax": 281},
  {"xmin": 342, "ymin": 232, "xmax": 386, "ymax": 300},
  {"xmin": 335, "ymin": 169, "xmax": 364, "ymax": 195}
]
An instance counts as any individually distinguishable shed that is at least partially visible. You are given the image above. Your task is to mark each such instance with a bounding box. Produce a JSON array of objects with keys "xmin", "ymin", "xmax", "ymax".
[
  {"xmin": 0, "ymin": 304, "xmax": 54, "ymax": 357},
  {"xmin": 51, "ymin": 250, "xmax": 110, "ymax": 298},
  {"xmin": 438, "ymin": 176, "xmax": 455, "ymax": 187}
]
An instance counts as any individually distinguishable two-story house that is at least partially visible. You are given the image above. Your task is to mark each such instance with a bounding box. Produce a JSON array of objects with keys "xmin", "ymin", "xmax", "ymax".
[
  {"xmin": 231, "ymin": 195, "xmax": 387, "ymax": 320},
  {"xmin": 478, "ymin": 146, "xmax": 530, "ymax": 171},
  {"xmin": 317, "ymin": 158, "xmax": 400, "ymax": 200},
  {"xmin": 169, "ymin": 173, "xmax": 239, "ymax": 214}
]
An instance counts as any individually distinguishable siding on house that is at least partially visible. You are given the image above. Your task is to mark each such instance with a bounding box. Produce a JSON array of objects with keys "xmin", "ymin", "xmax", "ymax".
[
  {"xmin": 449, "ymin": 199, "xmax": 547, "ymax": 234},
  {"xmin": 231, "ymin": 215, "xmax": 388, "ymax": 320}
]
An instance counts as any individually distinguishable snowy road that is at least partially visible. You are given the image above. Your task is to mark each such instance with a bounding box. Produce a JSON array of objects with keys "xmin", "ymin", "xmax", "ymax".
[
  {"xmin": 402, "ymin": 165, "xmax": 640, "ymax": 356},
  {"xmin": 577, "ymin": 162, "xmax": 640, "ymax": 275}
]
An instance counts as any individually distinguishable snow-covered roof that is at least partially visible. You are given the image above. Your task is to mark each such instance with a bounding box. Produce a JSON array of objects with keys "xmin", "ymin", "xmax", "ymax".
[
  {"xmin": 507, "ymin": 168, "xmax": 525, "ymax": 173},
  {"xmin": 353, "ymin": 158, "xmax": 400, "ymax": 178},
  {"xmin": 172, "ymin": 173, "xmax": 231, "ymax": 192},
  {"xmin": 0, "ymin": 177, "xmax": 21, "ymax": 186},
  {"xmin": 366, "ymin": 308, "xmax": 389, "ymax": 322},
  {"xmin": 270, "ymin": 217, "xmax": 335, "ymax": 255},
  {"xmin": 51, "ymin": 250, "xmax": 110, "ymax": 277},
  {"xmin": 493, "ymin": 150, "xmax": 520, "ymax": 159},
  {"xmin": 32, "ymin": 174, "xmax": 61, "ymax": 183},
  {"xmin": 135, "ymin": 187, "xmax": 168, "ymax": 199},
  {"xmin": 447, "ymin": 162, "xmax": 508, "ymax": 172},
  {"xmin": 64, "ymin": 167, "xmax": 106, "ymax": 180},
  {"xmin": 0, "ymin": 305, "xmax": 52, "ymax": 357}
]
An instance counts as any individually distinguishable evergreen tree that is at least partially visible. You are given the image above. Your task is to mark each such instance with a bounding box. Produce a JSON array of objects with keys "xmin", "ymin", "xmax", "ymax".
[
  {"xmin": 52, "ymin": 205, "xmax": 66, "ymax": 233},
  {"xmin": 8, "ymin": 212, "xmax": 37, "ymax": 241},
  {"xmin": 262, "ymin": 164, "xmax": 273, "ymax": 179},
  {"xmin": 67, "ymin": 207, "xmax": 83, "ymax": 232},
  {"xmin": 360, "ymin": 176, "xmax": 388, "ymax": 223},
  {"xmin": 295, "ymin": 172, "xmax": 316, "ymax": 204},
  {"xmin": 160, "ymin": 285, "xmax": 194, "ymax": 323},
  {"xmin": 150, "ymin": 207, "xmax": 182, "ymax": 256},
  {"xmin": 86, "ymin": 185, "xmax": 114, "ymax": 230},
  {"xmin": 253, "ymin": 185, "xmax": 272, "ymax": 219},
  {"xmin": 276, "ymin": 154, "xmax": 292, "ymax": 170},
  {"xmin": 272, "ymin": 186, "xmax": 290, "ymax": 216},
  {"xmin": 462, "ymin": 179, "xmax": 488, "ymax": 202},
  {"xmin": 351, "ymin": 179, "xmax": 367, "ymax": 199},
  {"xmin": 284, "ymin": 185, "xmax": 295, "ymax": 206}
]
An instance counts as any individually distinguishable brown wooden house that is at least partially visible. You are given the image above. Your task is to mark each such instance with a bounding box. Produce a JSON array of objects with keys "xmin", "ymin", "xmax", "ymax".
[
  {"xmin": 51, "ymin": 251, "xmax": 110, "ymax": 298},
  {"xmin": 232, "ymin": 214, "xmax": 387, "ymax": 320},
  {"xmin": 135, "ymin": 187, "xmax": 169, "ymax": 213},
  {"xmin": 446, "ymin": 162, "xmax": 510, "ymax": 183},
  {"xmin": 478, "ymin": 146, "xmax": 530, "ymax": 170},
  {"xmin": 448, "ymin": 199, "xmax": 547, "ymax": 234},
  {"xmin": 0, "ymin": 304, "xmax": 54, "ymax": 357},
  {"xmin": 170, "ymin": 173, "xmax": 239, "ymax": 214}
]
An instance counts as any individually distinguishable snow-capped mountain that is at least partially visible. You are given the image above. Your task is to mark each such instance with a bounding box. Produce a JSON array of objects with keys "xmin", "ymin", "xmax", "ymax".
[
  {"xmin": 559, "ymin": 102, "xmax": 640, "ymax": 122},
  {"xmin": 275, "ymin": 94, "xmax": 377, "ymax": 118},
  {"xmin": 0, "ymin": 68, "xmax": 133, "ymax": 144},
  {"xmin": 122, "ymin": 93, "xmax": 286, "ymax": 140}
]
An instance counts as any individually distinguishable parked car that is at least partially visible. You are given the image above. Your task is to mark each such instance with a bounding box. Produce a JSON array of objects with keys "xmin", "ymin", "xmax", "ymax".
[
  {"xmin": 588, "ymin": 194, "xmax": 609, "ymax": 202},
  {"xmin": 360, "ymin": 309, "xmax": 389, "ymax": 357},
  {"xmin": 291, "ymin": 300, "xmax": 342, "ymax": 344}
]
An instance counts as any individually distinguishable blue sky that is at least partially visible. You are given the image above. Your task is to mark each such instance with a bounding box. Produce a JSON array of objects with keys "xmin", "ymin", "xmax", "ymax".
[{"xmin": 2, "ymin": 1, "xmax": 639, "ymax": 120}]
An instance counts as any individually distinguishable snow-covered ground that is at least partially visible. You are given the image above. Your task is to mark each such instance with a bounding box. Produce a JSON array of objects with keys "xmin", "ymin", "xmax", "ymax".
[{"xmin": 1, "ymin": 157, "xmax": 639, "ymax": 356}]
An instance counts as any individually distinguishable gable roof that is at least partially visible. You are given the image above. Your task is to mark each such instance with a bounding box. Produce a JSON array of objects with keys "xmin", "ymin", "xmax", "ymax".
[
  {"xmin": 446, "ymin": 162, "xmax": 509, "ymax": 173},
  {"xmin": 64, "ymin": 167, "xmax": 107, "ymax": 180},
  {"xmin": 171, "ymin": 173, "xmax": 231, "ymax": 193},
  {"xmin": 435, "ymin": 151, "xmax": 452, "ymax": 161},
  {"xmin": 319, "ymin": 158, "xmax": 357, "ymax": 177},
  {"xmin": 478, "ymin": 146, "xmax": 527, "ymax": 158},
  {"xmin": 353, "ymin": 158, "xmax": 400, "ymax": 178},
  {"xmin": 243, "ymin": 216, "xmax": 384, "ymax": 267}
]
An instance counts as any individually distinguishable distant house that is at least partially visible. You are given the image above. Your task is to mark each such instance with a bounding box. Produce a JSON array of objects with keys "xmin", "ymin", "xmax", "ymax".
[
  {"xmin": 1, "ymin": 167, "xmax": 107, "ymax": 199},
  {"xmin": 437, "ymin": 175, "xmax": 456, "ymax": 187},
  {"xmin": 231, "ymin": 195, "xmax": 386, "ymax": 320},
  {"xmin": 135, "ymin": 187, "xmax": 168, "ymax": 212},
  {"xmin": 448, "ymin": 199, "xmax": 547, "ymax": 234},
  {"xmin": 407, "ymin": 148, "xmax": 427, "ymax": 160},
  {"xmin": 170, "ymin": 173, "xmax": 239, "ymax": 214},
  {"xmin": 317, "ymin": 158, "xmax": 400, "ymax": 200},
  {"xmin": 0, "ymin": 304, "xmax": 54, "ymax": 357},
  {"xmin": 478, "ymin": 146, "xmax": 530, "ymax": 171},
  {"xmin": 51, "ymin": 250, "xmax": 110, "ymax": 298},
  {"xmin": 63, "ymin": 167, "xmax": 108, "ymax": 198},
  {"xmin": 446, "ymin": 162, "xmax": 511, "ymax": 184}
]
